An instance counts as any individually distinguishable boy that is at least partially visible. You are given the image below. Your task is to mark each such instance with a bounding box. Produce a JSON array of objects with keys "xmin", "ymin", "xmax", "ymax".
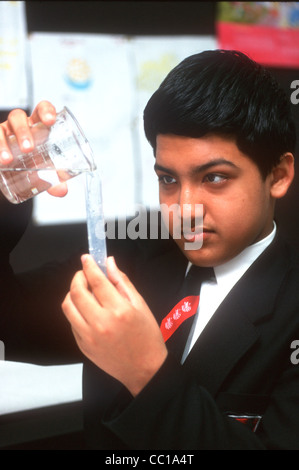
[{"xmin": 2, "ymin": 50, "xmax": 298, "ymax": 449}]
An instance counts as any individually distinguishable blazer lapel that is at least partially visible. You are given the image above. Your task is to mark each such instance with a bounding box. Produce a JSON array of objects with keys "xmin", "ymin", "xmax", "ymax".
[{"xmin": 183, "ymin": 234, "xmax": 292, "ymax": 396}]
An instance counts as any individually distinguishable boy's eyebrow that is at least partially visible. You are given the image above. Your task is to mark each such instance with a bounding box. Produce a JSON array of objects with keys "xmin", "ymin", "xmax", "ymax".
[{"xmin": 154, "ymin": 158, "xmax": 239, "ymax": 175}]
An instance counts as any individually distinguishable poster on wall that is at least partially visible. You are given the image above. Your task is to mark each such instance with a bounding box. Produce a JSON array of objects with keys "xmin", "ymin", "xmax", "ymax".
[
  {"xmin": 217, "ymin": 2, "xmax": 299, "ymax": 68},
  {"xmin": 29, "ymin": 33, "xmax": 217, "ymax": 225},
  {"xmin": 29, "ymin": 33, "xmax": 135, "ymax": 224},
  {"xmin": 0, "ymin": 1, "xmax": 29, "ymax": 109},
  {"xmin": 130, "ymin": 35, "xmax": 218, "ymax": 212}
]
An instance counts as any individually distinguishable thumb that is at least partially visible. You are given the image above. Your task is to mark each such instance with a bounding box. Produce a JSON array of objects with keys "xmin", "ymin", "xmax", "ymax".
[
  {"xmin": 106, "ymin": 256, "xmax": 137, "ymax": 303},
  {"xmin": 47, "ymin": 182, "xmax": 68, "ymax": 197}
]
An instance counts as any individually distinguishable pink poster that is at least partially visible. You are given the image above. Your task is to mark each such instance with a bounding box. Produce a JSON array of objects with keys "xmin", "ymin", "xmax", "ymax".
[{"xmin": 217, "ymin": 2, "xmax": 299, "ymax": 68}]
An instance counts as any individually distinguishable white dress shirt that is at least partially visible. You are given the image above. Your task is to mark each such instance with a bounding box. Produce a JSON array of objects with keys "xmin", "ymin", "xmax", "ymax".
[{"xmin": 181, "ymin": 222, "xmax": 277, "ymax": 363}]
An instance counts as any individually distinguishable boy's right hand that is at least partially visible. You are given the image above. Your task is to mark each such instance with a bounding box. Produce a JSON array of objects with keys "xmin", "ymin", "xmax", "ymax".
[
  {"xmin": 0, "ymin": 100, "xmax": 57, "ymax": 164},
  {"xmin": 0, "ymin": 101, "xmax": 68, "ymax": 198}
]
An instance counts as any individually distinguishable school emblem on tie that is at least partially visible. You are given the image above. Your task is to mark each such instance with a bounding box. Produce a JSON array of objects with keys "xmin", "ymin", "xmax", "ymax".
[{"xmin": 160, "ymin": 295, "xmax": 200, "ymax": 342}]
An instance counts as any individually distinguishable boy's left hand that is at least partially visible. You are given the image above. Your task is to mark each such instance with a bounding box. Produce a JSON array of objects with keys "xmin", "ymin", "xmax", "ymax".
[{"xmin": 62, "ymin": 255, "xmax": 168, "ymax": 397}]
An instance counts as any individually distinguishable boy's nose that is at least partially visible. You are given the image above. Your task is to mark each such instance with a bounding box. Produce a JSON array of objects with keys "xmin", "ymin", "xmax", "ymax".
[
  {"xmin": 179, "ymin": 186, "xmax": 205, "ymax": 211},
  {"xmin": 178, "ymin": 187, "xmax": 205, "ymax": 228}
]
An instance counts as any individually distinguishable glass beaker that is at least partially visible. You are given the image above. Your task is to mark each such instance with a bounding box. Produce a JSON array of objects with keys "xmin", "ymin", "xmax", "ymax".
[{"xmin": 0, "ymin": 107, "xmax": 96, "ymax": 204}]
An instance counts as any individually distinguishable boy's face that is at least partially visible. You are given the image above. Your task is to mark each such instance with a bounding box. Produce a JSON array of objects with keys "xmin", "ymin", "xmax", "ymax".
[{"xmin": 154, "ymin": 134, "xmax": 277, "ymax": 267}]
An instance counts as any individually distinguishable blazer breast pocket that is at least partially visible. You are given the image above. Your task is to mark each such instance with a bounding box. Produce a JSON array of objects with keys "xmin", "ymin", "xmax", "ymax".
[{"xmin": 216, "ymin": 392, "xmax": 269, "ymax": 432}]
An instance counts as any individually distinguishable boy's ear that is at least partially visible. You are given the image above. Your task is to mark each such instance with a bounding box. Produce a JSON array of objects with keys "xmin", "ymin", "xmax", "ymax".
[{"xmin": 269, "ymin": 153, "xmax": 295, "ymax": 199}]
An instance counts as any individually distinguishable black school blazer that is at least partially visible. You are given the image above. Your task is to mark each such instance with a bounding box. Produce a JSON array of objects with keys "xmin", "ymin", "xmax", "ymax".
[{"xmin": 83, "ymin": 232, "xmax": 299, "ymax": 450}]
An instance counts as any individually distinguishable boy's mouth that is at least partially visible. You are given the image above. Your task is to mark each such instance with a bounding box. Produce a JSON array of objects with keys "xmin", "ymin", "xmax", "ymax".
[{"xmin": 182, "ymin": 227, "xmax": 214, "ymax": 242}]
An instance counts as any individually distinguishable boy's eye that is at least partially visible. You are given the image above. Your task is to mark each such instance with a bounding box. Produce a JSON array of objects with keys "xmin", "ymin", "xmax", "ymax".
[
  {"xmin": 159, "ymin": 175, "xmax": 177, "ymax": 185},
  {"xmin": 204, "ymin": 173, "xmax": 227, "ymax": 184}
]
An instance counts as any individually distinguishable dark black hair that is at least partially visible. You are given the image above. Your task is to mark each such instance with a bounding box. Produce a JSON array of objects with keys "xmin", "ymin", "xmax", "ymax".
[{"xmin": 143, "ymin": 49, "xmax": 296, "ymax": 178}]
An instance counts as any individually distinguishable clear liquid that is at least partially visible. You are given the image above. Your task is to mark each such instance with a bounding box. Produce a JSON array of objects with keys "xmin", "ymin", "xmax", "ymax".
[
  {"xmin": 0, "ymin": 167, "xmax": 81, "ymax": 204},
  {"xmin": 85, "ymin": 171, "xmax": 107, "ymax": 274}
]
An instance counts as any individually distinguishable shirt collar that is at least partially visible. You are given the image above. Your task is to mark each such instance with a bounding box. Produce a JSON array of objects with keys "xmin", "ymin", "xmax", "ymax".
[{"xmin": 214, "ymin": 221, "xmax": 277, "ymax": 288}]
